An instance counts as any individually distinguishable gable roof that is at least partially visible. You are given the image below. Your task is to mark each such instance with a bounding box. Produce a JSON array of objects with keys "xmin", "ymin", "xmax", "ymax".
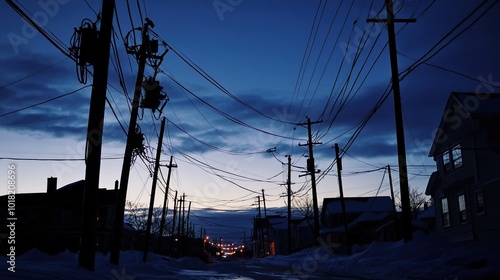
[{"xmin": 429, "ymin": 92, "xmax": 500, "ymax": 157}]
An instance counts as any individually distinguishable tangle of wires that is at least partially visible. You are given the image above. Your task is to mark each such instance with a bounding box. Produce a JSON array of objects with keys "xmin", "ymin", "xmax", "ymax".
[
  {"xmin": 69, "ymin": 17, "xmax": 100, "ymax": 84},
  {"xmin": 131, "ymin": 124, "xmax": 146, "ymax": 167}
]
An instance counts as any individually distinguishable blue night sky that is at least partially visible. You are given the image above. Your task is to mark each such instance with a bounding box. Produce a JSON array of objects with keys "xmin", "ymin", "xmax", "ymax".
[{"xmin": 1, "ymin": 0, "xmax": 499, "ymax": 241}]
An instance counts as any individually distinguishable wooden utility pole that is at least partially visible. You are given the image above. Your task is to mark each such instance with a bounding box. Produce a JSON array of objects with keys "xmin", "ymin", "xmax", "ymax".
[
  {"xmin": 387, "ymin": 165, "xmax": 398, "ymax": 228},
  {"xmin": 335, "ymin": 143, "xmax": 351, "ymax": 255},
  {"xmin": 143, "ymin": 117, "xmax": 166, "ymax": 262},
  {"xmin": 286, "ymin": 155, "xmax": 292, "ymax": 255},
  {"xmin": 298, "ymin": 117, "xmax": 322, "ymax": 244},
  {"xmin": 110, "ymin": 19, "xmax": 155, "ymax": 264},
  {"xmin": 367, "ymin": 0, "xmax": 415, "ymax": 242},
  {"xmin": 158, "ymin": 156, "xmax": 177, "ymax": 251},
  {"xmin": 256, "ymin": 196, "xmax": 262, "ymax": 255},
  {"xmin": 79, "ymin": 0, "xmax": 115, "ymax": 271},
  {"xmin": 261, "ymin": 189, "xmax": 267, "ymax": 217},
  {"xmin": 185, "ymin": 201, "xmax": 191, "ymax": 253},
  {"xmin": 170, "ymin": 190, "xmax": 178, "ymax": 256},
  {"xmin": 181, "ymin": 194, "xmax": 186, "ymax": 240}
]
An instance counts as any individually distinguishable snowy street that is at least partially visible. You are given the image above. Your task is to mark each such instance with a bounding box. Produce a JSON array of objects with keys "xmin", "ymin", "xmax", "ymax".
[
  {"xmin": 1, "ymin": 232, "xmax": 500, "ymax": 279},
  {"xmin": 0, "ymin": 250, "xmax": 358, "ymax": 280}
]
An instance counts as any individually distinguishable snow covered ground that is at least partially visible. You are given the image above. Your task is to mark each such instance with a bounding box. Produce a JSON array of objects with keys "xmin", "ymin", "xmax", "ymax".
[
  {"xmin": 1, "ymin": 232, "xmax": 499, "ymax": 279},
  {"xmin": 260, "ymin": 231, "xmax": 500, "ymax": 279}
]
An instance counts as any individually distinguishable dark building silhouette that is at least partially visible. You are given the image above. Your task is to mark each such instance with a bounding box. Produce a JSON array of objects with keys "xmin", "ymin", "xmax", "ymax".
[
  {"xmin": 320, "ymin": 196, "xmax": 395, "ymax": 250},
  {"xmin": 426, "ymin": 92, "xmax": 500, "ymax": 252},
  {"xmin": 0, "ymin": 178, "xmax": 118, "ymax": 255}
]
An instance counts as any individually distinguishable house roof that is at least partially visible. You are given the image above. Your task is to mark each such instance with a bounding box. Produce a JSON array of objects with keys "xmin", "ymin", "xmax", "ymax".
[
  {"xmin": 268, "ymin": 216, "xmax": 288, "ymax": 230},
  {"xmin": 428, "ymin": 92, "xmax": 500, "ymax": 157},
  {"xmin": 425, "ymin": 171, "xmax": 440, "ymax": 196},
  {"xmin": 322, "ymin": 196, "xmax": 394, "ymax": 215}
]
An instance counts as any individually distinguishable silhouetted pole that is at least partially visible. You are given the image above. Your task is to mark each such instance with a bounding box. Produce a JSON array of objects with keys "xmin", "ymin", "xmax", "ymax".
[
  {"xmin": 158, "ymin": 156, "xmax": 177, "ymax": 251},
  {"xmin": 261, "ymin": 189, "xmax": 267, "ymax": 217},
  {"xmin": 387, "ymin": 165, "xmax": 399, "ymax": 230},
  {"xmin": 185, "ymin": 201, "xmax": 191, "ymax": 253},
  {"xmin": 181, "ymin": 194, "xmax": 186, "ymax": 240},
  {"xmin": 170, "ymin": 190, "xmax": 178, "ymax": 256},
  {"xmin": 335, "ymin": 143, "xmax": 351, "ymax": 255},
  {"xmin": 286, "ymin": 155, "xmax": 292, "ymax": 255},
  {"xmin": 257, "ymin": 196, "xmax": 263, "ymax": 255},
  {"xmin": 367, "ymin": 0, "xmax": 415, "ymax": 242},
  {"xmin": 79, "ymin": 0, "xmax": 115, "ymax": 271},
  {"xmin": 298, "ymin": 117, "xmax": 322, "ymax": 244},
  {"xmin": 111, "ymin": 19, "xmax": 155, "ymax": 264},
  {"xmin": 143, "ymin": 117, "xmax": 166, "ymax": 262},
  {"xmin": 177, "ymin": 196, "xmax": 183, "ymax": 238}
]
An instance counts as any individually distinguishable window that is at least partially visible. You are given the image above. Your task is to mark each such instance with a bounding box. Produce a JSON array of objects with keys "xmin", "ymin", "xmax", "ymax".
[
  {"xmin": 441, "ymin": 198, "xmax": 450, "ymax": 227},
  {"xmin": 452, "ymin": 144, "xmax": 463, "ymax": 168},
  {"xmin": 458, "ymin": 194, "xmax": 467, "ymax": 223},
  {"xmin": 442, "ymin": 144, "xmax": 463, "ymax": 172},
  {"xmin": 476, "ymin": 191, "xmax": 485, "ymax": 214},
  {"xmin": 442, "ymin": 151, "xmax": 451, "ymax": 172}
]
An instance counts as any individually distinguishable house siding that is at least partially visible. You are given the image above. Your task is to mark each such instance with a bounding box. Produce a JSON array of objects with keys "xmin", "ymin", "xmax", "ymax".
[
  {"xmin": 470, "ymin": 179, "xmax": 500, "ymax": 251},
  {"xmin": 428, "ymin": 92, "xmax": 500, "ymax": 252},
  {"xmin": 475, "ymin": 131, "xmax": 500, "ymax": 180}
]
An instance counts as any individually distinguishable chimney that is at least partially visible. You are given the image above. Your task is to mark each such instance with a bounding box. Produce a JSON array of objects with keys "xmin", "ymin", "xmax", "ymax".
[
  {"xmin": 47, "ymin": 177, "xmax": 57, "ymax": 194},
  {"xmin": 114, "ymin": 180, "xmax": 119, "ymax": 191}
]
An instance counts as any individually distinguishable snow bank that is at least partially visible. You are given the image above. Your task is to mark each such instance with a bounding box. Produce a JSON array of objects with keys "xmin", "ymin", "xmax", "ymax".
[
  {"xmin": 2, "ymin": 232, "xmax": 499, "ymax": 279},
  {"xmin": 260, "ymin": 231, "xmax": 500, "ymax": 279}
]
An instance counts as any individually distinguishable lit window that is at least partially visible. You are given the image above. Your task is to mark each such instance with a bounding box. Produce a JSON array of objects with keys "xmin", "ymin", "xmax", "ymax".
[
  {"xmin": 458, "ymin": 194, "xmax": 467, "ymax": 223},
  {"xmin": 443, "ymin": 151, "xmax": 451, "ymax": 172},
  {"xmin": 452, "ymin": 145, "xmax": 463, "ymax": 168},
  {"xmin": 476, "ymin": 191, "xmax": 485, "ymax": 214},
  {"xmin": 441, "ymin": 198, "xmax": 450, "ymax": 227}
]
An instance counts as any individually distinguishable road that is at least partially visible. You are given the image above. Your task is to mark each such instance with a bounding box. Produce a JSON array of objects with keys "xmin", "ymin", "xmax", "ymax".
[{"xmin": 168, "ymin": 258, "xmax": 364, "ymax": 280}]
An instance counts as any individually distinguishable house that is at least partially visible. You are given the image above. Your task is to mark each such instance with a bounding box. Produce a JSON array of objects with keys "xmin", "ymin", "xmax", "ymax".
[
  {"xmin": 0, "ymin": 177, "xmax": 119, "ymax": 255},
  {"xmin": 252, "ymin": 215, "xmax": 314, "ymax": 256},
  {"xmin": 425, "ymin": 92, "xmax": 500, "ymax": 252},
  {"xmin": 320, "ymin": 196, "xmax": 395, "ymax": 251}
]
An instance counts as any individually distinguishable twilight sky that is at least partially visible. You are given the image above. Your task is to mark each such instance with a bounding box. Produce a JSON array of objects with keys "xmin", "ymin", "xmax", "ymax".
[{"xmin": 1, "ymin": 1, "xmax": 499, "ymax": 240}]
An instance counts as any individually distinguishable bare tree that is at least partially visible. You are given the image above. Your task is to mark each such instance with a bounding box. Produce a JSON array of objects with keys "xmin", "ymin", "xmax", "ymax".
[
  {"xmin": 293, "ymin": 196, "xmax": 316, "ymax": 218},
  {"xmin": 396, "ymin": 188, "xmax": 429, "ymax": 220},
  {"xmin": 124, "ymin": 201, "xmax": 165, "ymax": 235}
]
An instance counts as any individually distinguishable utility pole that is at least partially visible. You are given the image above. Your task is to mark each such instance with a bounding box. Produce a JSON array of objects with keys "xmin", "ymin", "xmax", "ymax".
[
  {"xmin": 79, "ymin": 0, "xmax": 115, "ymax": 271},
  {"xmin": 298, "ymin": 117, "xmax": 322, "ymax": 244},
  {"xmin": 181, "ymin": 194, "xmax": 186, "ymax": 241},
  {"xmin": 256, "ymin": 196, "xmax": 262, "ymax": 256},
  {"xmin": 158, "ymin": 156, "xmax": 177, "ymax": 251},
  {"xmin": 185, "ymin": 201, "xmax": 192, "ymax": 253},
  {"xmin": 367, "ymin": 0, "xmax": 415, "ymax": 242},
  {"xmin": 286, "ymin": 155, "xmax": 292, "ymax": 255},
  {"xmin": 170, "ymin": 190, "xmax": 178, "ymax": 256},
  {"xmin": 257, "ymin": 196, "xmax": 262, "ymax": 218},
  {"xmin": 387, "ymin": 165, "xmax": 398, "ymax": 228},
  {"xmin": 261, "ymin": 189, "xmax": 267, "ymax": 218},
  {"xmin": 335, "ymin": 143, "xmax": 351, "ymax": 255},
  {"xmin": 110, "ymin": 18, "xmax": 155, "ymax": 264},
  {"xmin": 143, "ymin": 117, "xmax": 166, "ymax": 262}
]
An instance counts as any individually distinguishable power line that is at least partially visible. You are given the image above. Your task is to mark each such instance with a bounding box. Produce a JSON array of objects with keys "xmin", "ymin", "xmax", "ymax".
[
  {"xmin": 0, "ymin": 85, "xmax": 91, "ymax": 118},
  {"xmin": 0, "ymin": 57, "xmax": 68, "ymax": 90},
  {"xmin": 0, "ymin": 156, "xmax": 121, "ymax": 161},
  {"xmin": 6, "ymin": 0, "xmax": 73, "ymax": 59},
  {"xmin": 399, "ymin": 0, "xmax": 497, "ymax": 82}
]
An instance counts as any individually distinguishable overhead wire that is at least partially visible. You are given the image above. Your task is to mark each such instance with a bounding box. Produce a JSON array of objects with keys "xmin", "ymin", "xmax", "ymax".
[{"xmin": 0, "ymin": 85, "xmax": 91, "ymax": 118}]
